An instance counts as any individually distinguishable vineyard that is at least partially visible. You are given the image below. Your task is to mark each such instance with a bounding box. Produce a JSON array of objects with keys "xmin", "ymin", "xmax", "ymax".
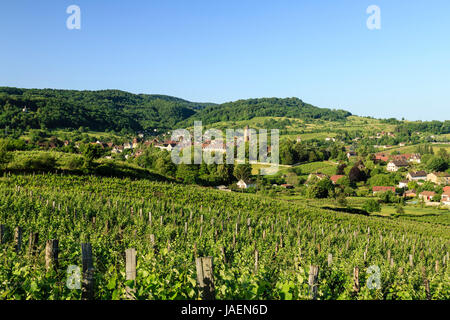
[{"xmin": 0, "ymin": 172, "xmax": 449, "ymax": 300}]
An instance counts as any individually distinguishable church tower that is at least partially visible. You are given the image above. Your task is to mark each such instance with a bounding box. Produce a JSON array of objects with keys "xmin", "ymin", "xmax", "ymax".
[{"xmin": 244, "ymin": 125, "xmax": 249, "ymax": 142}]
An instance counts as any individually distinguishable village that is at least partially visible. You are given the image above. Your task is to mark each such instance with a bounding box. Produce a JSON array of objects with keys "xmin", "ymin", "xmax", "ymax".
[
  {"xmin": 4, "ymin": 124, "xmax": 449, "ymax": 213},
  {"xmin": 83, "ymin": 132, "xmax": 450, "ymax": 208}
]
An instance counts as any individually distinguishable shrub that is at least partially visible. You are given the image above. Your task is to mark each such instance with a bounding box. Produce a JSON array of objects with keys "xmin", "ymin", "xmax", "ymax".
[
  {"xmin": 66, "ymin": 157, "xmax": 84, "ymax": 170},
  {"xmin": 336, "ymin": 194, "xmax": 348, "ymax": 207},
  {"xmin": 306, "ymin": 178, "xmax": 334, "ymax": 199},
  {"xmin": 362, "ymin": 199, "xmax": 381, "ymax": 213},
  {"xmin": 396, "ymin": 205, "xmax": 405, "ymax": 214},
  {"xmin": 22, "ymin": 154, "xmax": 57, "ymax": 171},
  {"xmin": 379, "ymin": 190, "xmax": 396, "ymax": 204}
]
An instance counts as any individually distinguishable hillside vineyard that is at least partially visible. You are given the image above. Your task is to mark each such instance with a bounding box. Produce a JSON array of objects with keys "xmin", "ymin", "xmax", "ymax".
[{"xmin": 0, "ymin": 173, "xmax": 448, "ymax": 299}]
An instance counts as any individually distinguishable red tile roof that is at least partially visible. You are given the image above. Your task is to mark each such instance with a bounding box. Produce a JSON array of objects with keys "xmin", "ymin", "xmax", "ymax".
[
  {"xmin": 420, "ymin": 191, "xmax": 436, "ymax": 197},
  {"xmin": 373, "ymin": 186, "xmax": 396, "ymax": 192},
  {"xmin": 330, "ymin": 175, "xmax": 345, "ymax": 183}
]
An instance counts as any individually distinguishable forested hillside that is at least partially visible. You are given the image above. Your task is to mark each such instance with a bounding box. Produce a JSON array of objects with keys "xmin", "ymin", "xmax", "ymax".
[
  {"xmin": 0, "ymin": 88, "xmax": 351, "ymax": 133},
  {"xmin": 179, "ymin": 97, "xmax": 352, "ymax": 126},
  {"xmin": 0, "ymin": 87, "xmax": 211, "ymax": 133}
]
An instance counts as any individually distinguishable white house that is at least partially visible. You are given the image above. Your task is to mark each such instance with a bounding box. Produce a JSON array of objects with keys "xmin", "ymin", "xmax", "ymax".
[
  {"xmin": 387, "ymin": 160, "xmax": 408, "ymax": 172},
  {"xmin": 346, "ymin": 151, "xmax": 357, "ymax": 159},
  {"xmin": 398, "ymin": 180, "xmax": 409, "ymax": 188},
  {"xmin": 237, "ymin": 179, "xmax": 256, "ymax": 189},
  {"xmin": 441, "ymin": 192, "xmax": 450, "ymax": 206},
  {"xmin": 408, "ymin": 153, "xmax": 422, "ymax": 163},
  {"xmin": 156, "ymin": 142, "xmax": 177, "ymax": 151}
]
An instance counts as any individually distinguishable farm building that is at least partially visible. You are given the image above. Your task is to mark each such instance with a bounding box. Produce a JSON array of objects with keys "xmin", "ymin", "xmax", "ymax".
[
  {"xmin": 419, "ymin": 191, "xmax": 436, "ymax": 202},
  {"xmin": 307, "ymin": 173, "xmax": 329, "ymax": 182},
  {"xmin": 372, "ymin": 186, "xmax": 396, "ymax": 195},
  {"xmin": 404, "ymin": 190, "xmax": 417, "ymax": 198},
  {"xmin": 330, "ymin": 175, "xmax": 345, "ymax": 184}
]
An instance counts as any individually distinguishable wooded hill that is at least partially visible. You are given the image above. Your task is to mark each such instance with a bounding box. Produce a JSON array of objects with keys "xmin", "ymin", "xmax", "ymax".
[
  {"xmin": 179, "ymin": 97, "xmax": 351, "ymax": 126},
  {"xmin": 0, "ymin": 87, "xmax": 351, "ymax": 133}
]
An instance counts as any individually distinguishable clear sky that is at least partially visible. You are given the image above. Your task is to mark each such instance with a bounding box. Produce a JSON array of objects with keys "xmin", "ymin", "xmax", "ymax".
[{"xmin": 1, "ymin": 0, "xmax": 449, "ymax": 121}]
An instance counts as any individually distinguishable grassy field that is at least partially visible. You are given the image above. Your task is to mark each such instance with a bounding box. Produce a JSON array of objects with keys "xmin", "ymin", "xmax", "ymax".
[
  {"xmin": 191, "ymin": 115, "xmax": 397, "ymax": 141},
  {"xmin": 295, "ymin": 161, "xmax": 338, "ymax": 176},
  {"xmin": 268, "ymin": 192, "xmax": 450, "ymax": 227},
  {"xmin": 19, "ymin": 130, "xmax": 127, "ymax": 143},
  {"xmin": 384, "ymin": 143, "xmax": 450, "ymax": 154}
]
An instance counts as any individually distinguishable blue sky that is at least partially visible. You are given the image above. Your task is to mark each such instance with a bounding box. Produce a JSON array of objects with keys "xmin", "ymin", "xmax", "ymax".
[{"xmin": 1, "ymin": 0, "xmax": 449, "ymax": 121}]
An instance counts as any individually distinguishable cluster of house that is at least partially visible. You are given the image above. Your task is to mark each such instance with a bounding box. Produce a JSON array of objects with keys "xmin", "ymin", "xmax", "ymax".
[
  {"xmin": 372, "ymin": 169, "xmax": 450, "ymax": 206},
  {"xmin": 367, "ymin": 131, "xmax": 396, "ymax": 139},
  {"xmin": 154, "ymin": 140, "xmax": 179, "ymax": 151},
  {"xmin": 414, "ymin": 186, "xmax": 450, "ymax": 206},
  {"xmin": 94, "ymin": 138, "xmax": 147, "ymax": 158},
  {"xmin": 153, "ymin": 127, "xmax": 265, "ymax": 154},
  {"xmin": 306, "ymin": 173, "xmax": 345, "ymax": 185},
  {"xmin": 82, "ymin": 137, "xmax": 152, "ymax": 159},
  {"xmin": 373, "ymin": 153, "xmax": 422, "ymax": 172},
  {"xmin": 304, "ymin": 167, "xmax": 450, "ymax": 206},
  {"xmin": 154, "ymin": 139, "xmax": 239, "ymax": 153},
  {"xmin": 232, "ymin": 179, "xmax": 295, "ymax": 190}
]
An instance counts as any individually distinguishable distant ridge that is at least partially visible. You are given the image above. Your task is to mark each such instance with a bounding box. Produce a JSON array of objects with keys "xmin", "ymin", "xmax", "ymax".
[{"xmin": 0, "ymin": 87, "xmax": 351, "ymax": 133}]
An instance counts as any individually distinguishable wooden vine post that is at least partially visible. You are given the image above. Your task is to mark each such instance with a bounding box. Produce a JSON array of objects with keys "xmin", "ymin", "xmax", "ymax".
[
  {"xmin": 45, "ymin": 239, "xmax": 59, "ymax": 271},
  {"xmin": 353, "ymin": 267, "xmax": 360, "ymax": 294},
  {"xmin": 0, "ymin": 225, "xmax": 6, "ymax": 244},
  {"xmin": 308, "ymin": 265, "xmax": 319, "ymax": 300},
  {"xmin": 125, "ymin": 248, "xmax": 137, "ymax": 299},
  {"xmin": 28, "ymin": 232, "xmax": 39, "ymax": 256},
  {"xmin": 81, "ymin": 243, "xmax": 95, "ymax": 300},
  {"xmin": 14, "ymin": 226, "xmax": 22, "ymax": 252},
  {"xmin": 195, "ymin": 257, "xmax": 215, "ymax": 300},
  {"xmin": 149, "ymin": 234, "xmax": 155, "ymax": 248}
]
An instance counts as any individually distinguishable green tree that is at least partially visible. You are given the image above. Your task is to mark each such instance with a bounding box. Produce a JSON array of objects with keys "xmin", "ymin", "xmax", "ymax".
[
  {"xmin": 306, "ymin": 178, "xmax": 334, "ymax": 199},
  {"xmin": 176, "ymin": 164, "xmax": 198, "ymax": 184},
  {"xmin": 396, "ymin": 205, "xmax": 405, "ymax": 214},
  {"xmin": 336, "ymin": 193, "xmax": 348, "ymax": 207},
  {"xmin": 155, "ymin": 157, "xmax": 176, "ymax": 177},
  {"xmin": 379, "ymin": 190, "xmax": 396, "ymax": 203},
  {"xmin": 362, "ymin": 199, "xmax": 381, "ymax": 213},
  {"xmin": 216, "ymin": 164, "xmax": 234, "ymax": 184},
  {"xmin": 233, "ymin": 163, "xmax": 252, "ymax": 181},
  {"xmin": 431, "ymin": 194, "xmax": 441, "ymax": 202},
  {"xmin": 336, "ymin": 176, "xmax": 352, "ymax": 187},
  {"xmin": 0, "ymin": 148, "xmax": 12, "ymax": 169},
  {"xmin": 81, "ymin": 143, "xmax": 103, "ymax": 170},
  {"xmin": 427, "ymin": 157, "xmax": 448, "ymax": 172}
]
